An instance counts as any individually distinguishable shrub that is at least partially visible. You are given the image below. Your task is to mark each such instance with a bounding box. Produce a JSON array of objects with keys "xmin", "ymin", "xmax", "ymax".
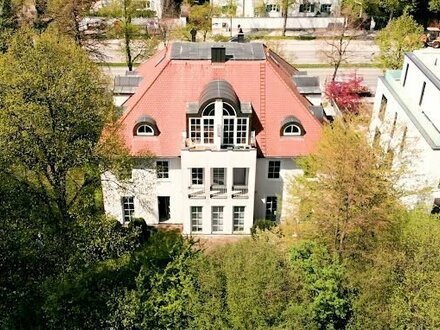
[
  {"xmin": 251, "ymin": 219, "xmax": 277, "ymax": 236},
  {"xmin": 212, "ymin": 34, "xmax": 230, "ymax": 42}
]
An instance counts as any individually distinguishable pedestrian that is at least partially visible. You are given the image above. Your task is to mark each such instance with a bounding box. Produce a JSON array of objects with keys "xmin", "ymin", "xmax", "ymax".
[
  {"xmin": 238, "ymin": 24, "xmax": 243, "ymax": 34},
  {"xmin": 190, "ymin": 27, "xmax": 197, "ymax": 42}
]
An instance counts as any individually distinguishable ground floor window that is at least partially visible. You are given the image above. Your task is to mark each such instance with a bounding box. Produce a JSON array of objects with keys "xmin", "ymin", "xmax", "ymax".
[
  {"xmin": 122, "ymin": 196, "xmax": 135, "ymax": 223},
  {"xmin": 191, "ymin": 206, "xmax": 203, "ymax": 232},
  {"xmin": 265, "ymin": 196, "xmax": 277, "ymax": 221},
  {"xmin": 233, "ymin": 206, "xmax": 245, "ymax": 231},
  {"xmin": 158, "ymin": 196, "xmax": 170, "ymax": 222},
  {"xmin": 212, "ymin": 206, "xmax": 224, "ymax": 232}
]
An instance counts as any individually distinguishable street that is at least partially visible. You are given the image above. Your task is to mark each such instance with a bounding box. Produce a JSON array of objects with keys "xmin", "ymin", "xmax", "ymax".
[{"xmin": 96, "ymin": 38, "xmax": 380, "ymax": 65}]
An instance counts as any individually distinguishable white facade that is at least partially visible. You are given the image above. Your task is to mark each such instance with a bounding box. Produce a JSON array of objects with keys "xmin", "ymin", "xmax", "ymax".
[
  {"xmin": 213, "ymin": 0, "xmax": 339, "ymax": 19},
  {"xmin": 369, "ymin": 49, "xmax": 440, "ymax": 208},
  {"xmin": 102, "ymin": 151, "xmax": 304, "ymax": 234}
]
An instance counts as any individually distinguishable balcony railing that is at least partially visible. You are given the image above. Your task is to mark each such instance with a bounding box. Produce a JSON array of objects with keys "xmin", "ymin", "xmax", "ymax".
[
  {"xmin": 210, "ymin": 185, "xmax": 227, "ymax": 199},
  {"xmin": 232, "ymin": 185, "xmax": 249, "ymax": 199},
  {"xmin": 188, "ymin": 186, "xmax": 206, "ymax": 199}
]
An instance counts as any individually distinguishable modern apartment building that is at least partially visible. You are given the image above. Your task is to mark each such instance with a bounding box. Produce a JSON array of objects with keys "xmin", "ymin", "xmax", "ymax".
[{"xmin": 369, "ymin": 48, "xmax": 440, "ymax": 211}]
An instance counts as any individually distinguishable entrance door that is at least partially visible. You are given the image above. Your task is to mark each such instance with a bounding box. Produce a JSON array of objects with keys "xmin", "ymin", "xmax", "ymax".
[{"xmin": 158, "ymin": 196, "xmax": 170, "ymax": 222}]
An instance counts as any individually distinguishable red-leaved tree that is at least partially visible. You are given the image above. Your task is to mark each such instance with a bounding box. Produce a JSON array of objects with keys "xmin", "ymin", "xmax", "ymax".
[{"xmin": 324, "ymin": 75, "xmax": 369, "ymax": 114}]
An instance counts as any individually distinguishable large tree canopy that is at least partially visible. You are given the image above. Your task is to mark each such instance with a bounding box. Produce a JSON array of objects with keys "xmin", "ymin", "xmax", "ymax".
[
  {"xmin": 376, "ymin": 13, "xmax": 423, "ymax": 69},
  {"xmin": 0, "ymin": 29, "xmax": 115, "ymax": 225}
]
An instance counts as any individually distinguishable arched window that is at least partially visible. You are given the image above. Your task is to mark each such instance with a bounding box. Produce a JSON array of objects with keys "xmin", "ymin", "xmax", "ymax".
[
  {"xmin": 280, "ymin": 116, "xmax": 305, "ymax": 137},
  {"xmin": 136, "ymin": 124, "xmax": 154, "ymax": 136},
  {"xmin": 133, "ymin": 116, "xmax": 159, "ymax": 136},
  {"xmin": 190, "ymin": 102, "xmax": 247, "ymax": 145},
  {"xmin": 283, "ymin": 124, "xmax": 301, "ymax": 136}
]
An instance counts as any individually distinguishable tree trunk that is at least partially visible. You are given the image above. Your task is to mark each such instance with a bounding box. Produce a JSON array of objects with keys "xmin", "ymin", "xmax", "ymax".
[
  {"xmin": 282, "ymin": 10, "xmax": 287, "ymax": 37},
  {"xmin": 123, "ymin": 0, "xmax": 133, "ymax": 71}
]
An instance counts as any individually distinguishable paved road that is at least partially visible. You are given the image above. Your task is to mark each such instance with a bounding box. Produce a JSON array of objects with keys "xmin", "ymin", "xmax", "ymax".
[
  {"xmin": 278, "ymin": 39, "xmax": 379, "ymax": 64},
  {"xmin": 96, "ymin": 38, "xmax": 380, "ymax": 65}
]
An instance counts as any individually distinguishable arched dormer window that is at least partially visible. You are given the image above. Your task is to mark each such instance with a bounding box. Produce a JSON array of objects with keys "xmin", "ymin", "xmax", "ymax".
[
  {"xmin": 283, "ymin": 124, "xmax": 301, "ymax": 136},
  {"xmin": 280, "ymin": 116, "xmax": 305, "ymax": 137},
  {"xmin": 133, "ymin": 116, "xmax": 159, "ymax": 136},
  {"xmin": 136, "ymin": 124, "xmax": 154, "ymax": 136}
]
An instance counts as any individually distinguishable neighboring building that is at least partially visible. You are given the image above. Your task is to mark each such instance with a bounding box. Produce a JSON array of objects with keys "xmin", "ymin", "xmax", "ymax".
[
  {"xmin": 369, "ymin": 48, "xmax": 440, "ymax": 211},
  {"xmin": 102, "ymin": 42, "xmax": 324, "ymax": 235},
  {"xmin": 214, "ymin": 0, "xmax": 339, "ymax": 18}
]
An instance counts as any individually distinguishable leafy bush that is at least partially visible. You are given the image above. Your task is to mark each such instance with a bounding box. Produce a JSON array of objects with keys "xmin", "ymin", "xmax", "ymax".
[
  {"xmin": 212, "ymin": 34, "xmax": 230, "ymax": 42},
  {"xmin": 251, "ymin": 219, "xmax": 277, "ymax": 236}
]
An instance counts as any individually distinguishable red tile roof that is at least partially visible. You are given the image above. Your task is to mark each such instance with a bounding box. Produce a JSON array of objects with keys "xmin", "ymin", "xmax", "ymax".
[{"xmin": 117, "ymin": 42, "xmax": 322, "ymax": 158}]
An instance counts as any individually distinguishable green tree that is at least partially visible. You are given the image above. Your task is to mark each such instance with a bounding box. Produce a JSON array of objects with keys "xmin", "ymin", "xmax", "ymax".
[
  {"xmin": 376, "ymin": 13, "xmax": 423, "ymax": 69},
  {"xmin": 286, "ymin": 241, "xmax": 352, "ymax": 329},
  {"xmin": 430, "ymin": 0, "xmax": 440, "ymax": 11},
  {"xmin": 389, "ymin": 211, "xmax": 440, "ymax": 328},
  {"xmin": 189, "ymin": 3, "xmax": 218, "ymax": 42},
  {"xmin": 0, "ymin": 29, "xmax": 116, "ymax": 231},
  {"xmin": 102, "ymin": 0, "xmax": 159, "ymax": 71},
  {"xmin": 292, "ymin": 116, "xmax": 401, "ymax": 260},
  {"xmin": 0, "ymin": 0, "xmax": 18, "ymax": 52},
  {"xmin": 280, "ymin": 0, "xmax": 298, "ymax": 37}
]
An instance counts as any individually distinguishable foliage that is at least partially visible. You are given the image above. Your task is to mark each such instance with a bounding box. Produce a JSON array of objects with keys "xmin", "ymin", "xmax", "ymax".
[
  {"xmin": 0, "ymin": 29, "xmax": 119, "ymax": 227},
  {"xmin": 250, "ymin": 219, "xmax": 277, "ymax": 236},
  {"xmin": 292, "ymin": 116, "xmax": 401, "ymax": 260},
  {"xmin": 286, "ymin": 241, "xmax": 352, "ymax": 329},
  {"xmin": 0, "ymin": 0, "xmax": 18, "ymax": 53},
  {"xmin": 104, "ymin": 0, "xmax": 160, "ymax": 71},
  {"xmin": 389, "ymin": 211, "xmax": 440, "ymax": 328},
  {"xmin": 376, "ymin": 13, "xmax": 424, "ymax": 69},
  {"xmin": 324, "ymin": 75, "xmax": 368, "ymax": 113},
  {"xmin": 189, "ymin": 3, "xmax": 219, "ymax": 41},
  {"xmin": 204, "ymin": 233, "xmax": 294, "ymax": 329},
  {"xmin": 212, "ymin": 33, "xmax": 230, "ymax": 42}
]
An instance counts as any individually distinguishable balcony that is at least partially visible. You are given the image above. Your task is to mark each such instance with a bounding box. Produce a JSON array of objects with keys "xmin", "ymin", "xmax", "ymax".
[
  {"xmin": 188, "ymin": 186, "xmax": 206, "ymax": 199},
  {"xmin": 210, "ymin": 185, "xmax": 227, "ymax": 199},
  {"xmin": 232, "ymin": 185, "xmax": 249, "ymax": 199}
]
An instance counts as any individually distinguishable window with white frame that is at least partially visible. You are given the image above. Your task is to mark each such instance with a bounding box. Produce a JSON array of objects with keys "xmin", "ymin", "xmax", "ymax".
[
  {"xmin": 233, "ymin": 206, "xmax": 245, "ymax": 231},
  {"xmin": 191, "ymin": 168, "xmax": 204, "ymax": 185},
  {"xmin": 223, "ymin": 117, "xmax": 235, "ymax": 145},
  {"xmin": 212, "ymin": 206, "xmax": 224, "ymax": 232},
  {"xmin": 136, "ymin": 124, "xmax": 154, "ymax": 136},
  {"xmin": 236, "ymin": 118, "xmax": 248, "ymax": 144},
  {"xmin": 122, "ymin": 196, "xmax": 135, "ymax": 223},
  {"xmin": 156, "ymin": 160, "xmax": 169, "ymax": 179},
  {"xmin": 212, "ymin": 168, "xmax": 226, "ymax": 186},
  {"xmin": 191, "ymin": 206, "xmax": 203, "ymax": 232},
  {"xmin": 283, "ymin": 124, "xmax": 301, "ymax": 136},
  {"xmin": 188, "ymin": 102, "xmax": 249, "ymax": 147},
  {"xmin": 268, "ymin": 160, "xmax": 281, "ymax": 179},
  {"xmin": 190, "ymin": 118, "xmax": 201, "ymax": 143},
  {"xmin": 203, "ymin": 118, "xmax": 214, "ymax": 144}
]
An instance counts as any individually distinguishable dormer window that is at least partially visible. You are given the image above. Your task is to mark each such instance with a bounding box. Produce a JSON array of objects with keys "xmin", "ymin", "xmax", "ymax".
[
  {"xmin": 133, "ymin": 116, "xmax": 159, "ymax": 136},
  {"xmin": 136, "ymin": 124, "xmax": 154, "ymax": 136},
  {"xmin": 283, "ymin": 124, "xmax": 301, "ymax": 136},
  {"xmin": 187, "ymin": 80, "xmax": 252, "ymax": 148},
  {"xmin": 281, "ymin": 116, "xmax": 305, "ymax": 137}
]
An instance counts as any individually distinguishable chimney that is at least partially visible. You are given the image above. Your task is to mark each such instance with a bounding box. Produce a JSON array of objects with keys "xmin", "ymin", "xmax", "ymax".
[{"xmin": 211, "ymin": 47, "xmax": 226, "ymax": 63}]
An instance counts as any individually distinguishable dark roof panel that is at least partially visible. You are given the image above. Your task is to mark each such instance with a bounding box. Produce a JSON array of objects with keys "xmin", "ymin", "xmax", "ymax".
[
  {"xmin": 170, "ymin": 42, "xmax": 266, "ymax": 61},
  {"xmin": 199, "ymin": 80, "xmax": 240, "ymax": 110}
]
